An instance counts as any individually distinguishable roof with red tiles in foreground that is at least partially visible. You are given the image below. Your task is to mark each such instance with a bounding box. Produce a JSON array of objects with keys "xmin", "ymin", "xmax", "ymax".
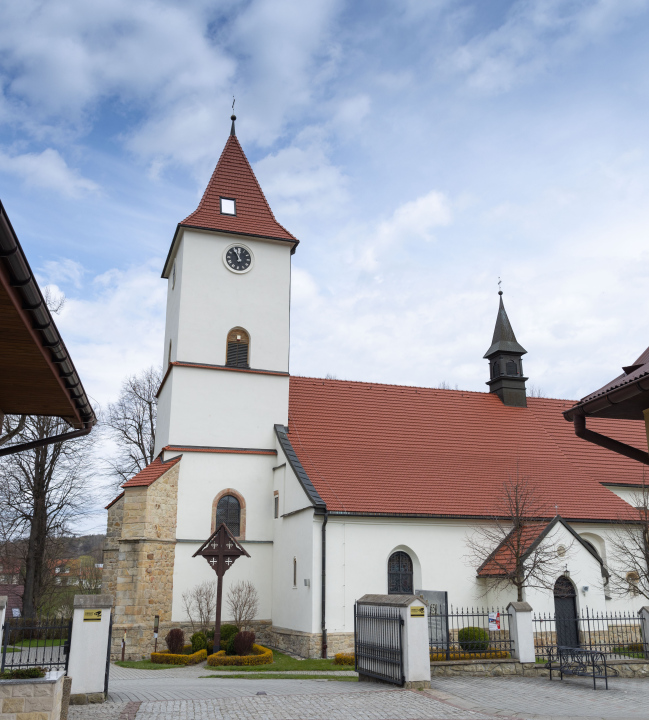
[
  {"xmin": 121, "ymin": 455, "xmax": 181, "ymax": 489},
  {"xmin": 181, "ymin": 135, "xmax": 297, "ymax": 244},
  {"xmin": 287, "ymin": 377, "xmax": 647, "ymax": 521}
]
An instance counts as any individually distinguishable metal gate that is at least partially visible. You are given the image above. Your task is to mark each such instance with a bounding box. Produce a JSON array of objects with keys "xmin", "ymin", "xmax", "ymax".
[
  {"xmin": 1, "ymin": 617, "xmax": 72, "ymax": 674},
  {"xmin": 354, "ymin": 602, "xmax": 404, "ymax": 686}
]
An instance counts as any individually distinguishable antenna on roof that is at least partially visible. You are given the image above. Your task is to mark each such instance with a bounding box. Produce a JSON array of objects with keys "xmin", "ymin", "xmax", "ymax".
[
  {"xmin": 230, "ymin": 96, "xmax": 236, "ymax": 136},
  {"xmin": 498, "ymin": 277, "xmax": 502, "ymax": 296}
]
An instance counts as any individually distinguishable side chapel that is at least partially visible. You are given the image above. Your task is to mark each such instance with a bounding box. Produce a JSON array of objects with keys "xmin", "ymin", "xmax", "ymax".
[{"xmin": 103, "ymin": 117, "xmax": 648, "ymax": 659}]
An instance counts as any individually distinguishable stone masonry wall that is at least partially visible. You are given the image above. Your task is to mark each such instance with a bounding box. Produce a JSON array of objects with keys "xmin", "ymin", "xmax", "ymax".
[
  {"xmin": 429, "ymin": 659, "xmax": 649, "ymax": 678},
  {"xmin": 106, "ymin": 462, "xmax": 180, "ymax": 660},
  {"xmin": 0, "ymin": 673, "xmax": 65, "ymax": 720},
  {"xmin": 267, "ymin": 627, "xmax": 353, "ymax": 658},
  {"xmin": 102, "ymin": 495, "xmax": 124, "ymax": 599}
]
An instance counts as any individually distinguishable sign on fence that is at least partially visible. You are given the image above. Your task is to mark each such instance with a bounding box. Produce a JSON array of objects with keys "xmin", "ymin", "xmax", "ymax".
[
  {"xmin": 488, "ymin": 611, "xmax": 500, "ymax": 631},
  {"xmin": 83, "ymin": 609, "xmax": 102, "ymax": 622}
]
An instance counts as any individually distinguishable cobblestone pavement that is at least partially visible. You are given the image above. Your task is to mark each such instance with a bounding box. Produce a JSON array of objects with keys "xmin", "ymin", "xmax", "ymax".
[
  {"xmin": 428, "ymin": 675, "xmax": 649, "ymax": 719},
  {"xmin": 71, "ymin": 690, "xmax": 494, "ymax": 719},
  {"xmin": 108, "ymin": 663, "xmax": 356, "ymax": 680}
]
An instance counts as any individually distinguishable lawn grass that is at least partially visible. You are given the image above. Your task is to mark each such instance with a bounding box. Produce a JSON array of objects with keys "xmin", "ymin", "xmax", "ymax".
[
  {"xmin": 200, "ymin": 674, "xmax": 357, "ymax": 681},
  {"xmin": 8, "ymin": 639, "xmax": 65, "ymax": 648},
  {"xmin": 205, "ymin": 650, "xmax": 341, "ymax": 673},
  {"xmin": 114, "ymin": 660, "xmax": 179, "ymax": 670}
]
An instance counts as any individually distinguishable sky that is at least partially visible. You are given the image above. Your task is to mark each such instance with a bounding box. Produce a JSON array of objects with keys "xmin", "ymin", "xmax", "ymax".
[{"xmin": 2, "ymin": 1, "xmax": 649, "ymax": 520}]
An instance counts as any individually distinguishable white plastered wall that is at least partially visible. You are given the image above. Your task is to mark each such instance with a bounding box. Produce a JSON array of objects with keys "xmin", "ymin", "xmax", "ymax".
[{"xmin": 169, "ymin": 450, "xmax": 277, "ymax": 622}]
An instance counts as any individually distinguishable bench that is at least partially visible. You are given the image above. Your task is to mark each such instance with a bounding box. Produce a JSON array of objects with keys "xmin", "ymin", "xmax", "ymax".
[{"xmin": 547, "ymin": 646, "xmax": 614, "ymax": 689}]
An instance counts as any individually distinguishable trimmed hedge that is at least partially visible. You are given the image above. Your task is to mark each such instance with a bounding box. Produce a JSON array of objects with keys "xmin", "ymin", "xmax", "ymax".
[
  {"xmin": 430, "ymin": 650, "xmax": 509, "ymax": 661},
  {"xmin": 333, "ymin": 653, "xmax": 355, "ymax": 666},
  {"xmin": 150, "ymin": 649, "xmax": 207, "ymax": 665},
  {"xmin": 207, "ymin": 644, "xmax": 273, "ymax": 666},
  {"xmin": 457, "ymin": 626, "xmax": 490, "ymax": 653},
  {"xmin": 0, "ymin": 667, "xmax": 46, "ymax": 680}
]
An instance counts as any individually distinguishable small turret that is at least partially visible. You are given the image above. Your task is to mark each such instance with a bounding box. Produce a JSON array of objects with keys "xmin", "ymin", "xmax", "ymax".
[{"xmin": 484, "ymin": 291, "xmax": 528, "ymax": 407}]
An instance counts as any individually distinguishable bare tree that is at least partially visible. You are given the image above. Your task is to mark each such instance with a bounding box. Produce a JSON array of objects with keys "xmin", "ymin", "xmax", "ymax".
[
  {"xmin": 607, "ymin": 478, "xmax": 649, "ymax": 600},
  {"xmin": 0, "ymin": 415, "xmax": 96, "ymax": 617},
  {"xmin": 182, "ymin": 580, "xmax": 218, "ymax": 632},
  {"xmin": 226, "ymin": 580, "xmax": 259, "ymax": 630},
  {"xmin": 466, "ymin": 472, "xmax": 568, "ymax": 602},
  {"xmin": 527, "ymin": 385, "xmax": 546, "ymax": 398},
  {"xmin": 105, "ymin": 366, "xmax": 162, "ymax": 487}
]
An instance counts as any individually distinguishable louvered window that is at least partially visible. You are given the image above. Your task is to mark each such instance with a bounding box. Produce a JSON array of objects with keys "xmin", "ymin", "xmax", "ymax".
[
  {"xmin": 216, "ymin": 495, "xmax": 241, "ymax": 537},
  {"xmin": 388, "ymin": 551, "xmax": 413, "ymax": 594},
  {"xmin": 226, "ymin": 328, "xmax": 250, "ymax": 368},
  {"xmin": 506, "ymin": 360, "xmax": 517, "ymax": 375}
]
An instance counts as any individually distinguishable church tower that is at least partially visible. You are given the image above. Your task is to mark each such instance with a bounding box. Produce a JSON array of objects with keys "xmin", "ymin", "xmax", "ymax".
[{"xmin": 484, "ymin": 291, "xmax": 528, "ymax": 407}]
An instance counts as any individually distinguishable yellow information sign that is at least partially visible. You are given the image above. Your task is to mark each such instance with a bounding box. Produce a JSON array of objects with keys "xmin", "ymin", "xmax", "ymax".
[
  {"xmin": 410, "ymin": 606, "xmax": 425, "ymax": 617},
  {"xmin": 83, "ymin": 609, "xmax": 102, "ymax": 622}
]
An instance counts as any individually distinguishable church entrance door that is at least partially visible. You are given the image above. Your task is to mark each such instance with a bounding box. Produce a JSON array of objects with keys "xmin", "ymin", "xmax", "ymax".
[{"xmin": 554, "ymin": 576, "xmax": 579, "ymax": 647}]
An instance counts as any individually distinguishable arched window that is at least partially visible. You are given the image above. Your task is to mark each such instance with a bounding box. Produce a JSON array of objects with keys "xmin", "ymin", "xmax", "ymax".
[
  {"xmin": 388, "ymin": 551, "xmax": 413, "ymax": 594},
  {"xmin": 505, "ymin": 360, "xmax": 517, "ymax": 375},
  {"xmin": 226, "ymin": 328, "xmax": 250, "ymax": 368},
  {"xmin": 216, "ymin": 494, "xmax": 241, "ymax": 537},
  {"xmin": 492, "ymin": 361, "xmax": 500, "ymax": 378}
]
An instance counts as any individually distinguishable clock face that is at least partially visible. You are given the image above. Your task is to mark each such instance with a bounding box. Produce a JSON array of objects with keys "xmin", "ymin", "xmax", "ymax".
[{"xmin": 225, "ymin": 245, "xmax": 252, "ymax": 272}]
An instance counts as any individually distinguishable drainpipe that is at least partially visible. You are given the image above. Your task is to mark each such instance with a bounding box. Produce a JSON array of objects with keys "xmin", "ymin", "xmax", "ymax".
[
  {"xmin": 574, "ymin": 414, "xmax": 649, "ymax": 466},
  {"xmin": 321, "ymin": 510, "xmax": 329, "ymax": 658}
]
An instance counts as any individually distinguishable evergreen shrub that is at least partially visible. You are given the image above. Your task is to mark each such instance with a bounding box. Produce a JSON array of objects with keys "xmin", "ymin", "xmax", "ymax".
[
  {"xmin": 233, "ymin": 631, "xmax": 256, "ymax": 656},
  {"xmin": 333, "ymin": 653, "xmax": 355, "ymax": 665},
  {"xmin": 457, "ymin": 626, "xmax": 490, "ymax": 653},
  {"xmin": 219, "ymin": 624, "xmax": 239, "ymax": 650},
  {"xmin": 191, "ymin": 632, "xmax": 207, "ymax": 653},
  {"xmin": 165, "ymin": 628, "xmax": 185, "ymax": 654},
  {"xmin": 206, "ymin": 644, "xmax": 273, "ymax": 666}
]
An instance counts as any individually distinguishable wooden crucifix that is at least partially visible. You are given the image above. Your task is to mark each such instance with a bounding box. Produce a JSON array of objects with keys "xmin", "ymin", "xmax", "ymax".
[{"xmin": 193, "ymin": 523, "xmax": 250, "ymax": 653}]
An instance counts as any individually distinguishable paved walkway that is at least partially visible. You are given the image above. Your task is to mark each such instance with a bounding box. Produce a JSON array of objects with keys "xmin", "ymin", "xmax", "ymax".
[
  {"xmin": 66, "ymin": 664, "xmax": 649, "ymax": 719},
  {"xmin": 428, "ymin": 675, "xmax": 649, "ymax": 719}
]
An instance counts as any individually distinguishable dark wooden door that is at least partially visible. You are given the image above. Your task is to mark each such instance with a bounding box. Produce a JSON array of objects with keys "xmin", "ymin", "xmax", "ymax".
[{"xmin": 554, "ymin": 576, "xmax": 579, "ymax": 647}]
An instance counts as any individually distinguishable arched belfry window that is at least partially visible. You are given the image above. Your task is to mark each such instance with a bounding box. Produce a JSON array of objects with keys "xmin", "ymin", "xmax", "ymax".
[
  {"xmin": 505, "ymin": 360, "xmax": 518, "ymax": 376},
  {"xmin": 226, "ymin": 328, "xmax": 250, "ymax": 368},
  {"xmin": 388, "ymin": 551, "xmax": 413, "ymax": 594},
  {"xmin": 216, "ymin": 494, "xmax": 241, "ymax": 537}
]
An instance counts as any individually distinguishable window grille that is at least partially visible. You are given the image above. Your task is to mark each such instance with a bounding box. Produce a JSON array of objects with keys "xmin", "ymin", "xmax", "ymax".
[
  {"xmin": 216, "ymin": 494, "xmax": 241, "ymax": 537},
  {"xmin": 388, "ymin": 551, "xmax": 413, "ymax": 594},
  {"xmin": 226, "ymin": 328, "xmax": 250, "ymax": 368}
]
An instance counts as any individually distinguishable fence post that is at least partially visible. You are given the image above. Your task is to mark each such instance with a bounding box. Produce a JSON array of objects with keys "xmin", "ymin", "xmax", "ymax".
[
  {"xmin": 639, "ymin": 606, "xmax": 649, "ymax": 660},
  {"xmin": 0, "ymin": 596, "xmax": 6, "ymax": 650},
  {"xmin": 507, "ymin": 601, "xmax": 535, "ymax": 664},
  {"xmin": 402, "ymin": 597, "xmax": 432, "ymax": 689},
  {"xmin": 68, "ymin": 594, "xmax": 114, "ymax": 702}
]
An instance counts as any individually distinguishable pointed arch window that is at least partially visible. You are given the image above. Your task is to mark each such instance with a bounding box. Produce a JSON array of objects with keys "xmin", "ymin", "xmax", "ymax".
[
  {"xmin": 226, "ymin": 328, "xmax": 250, "ymax": 368},
  {"xmin": 388, "ymin": 551, "xmax": 413, "ymax": 594},
  {"xmin": 216, "ymin": 494, "xmax": 241, "ymax": 537}
]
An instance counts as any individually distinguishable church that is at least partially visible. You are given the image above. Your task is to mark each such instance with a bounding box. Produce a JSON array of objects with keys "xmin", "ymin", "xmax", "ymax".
[{"xmin": 103, "ymin": 117, "xmax": 647, "ymax": 660}]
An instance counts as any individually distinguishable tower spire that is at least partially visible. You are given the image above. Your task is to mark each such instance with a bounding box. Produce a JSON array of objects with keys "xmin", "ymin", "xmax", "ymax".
[{"xmin": 484, "ymin": 289, "xmax": 528, "ymax": 407}]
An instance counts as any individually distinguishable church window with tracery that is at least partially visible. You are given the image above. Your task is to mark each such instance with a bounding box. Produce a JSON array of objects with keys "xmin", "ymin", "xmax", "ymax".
[
  {"xmin": 226, "ymin": 328, "xmax": 250, "ymax": 368},
  {"xmin": 388, "ymin": 551, "xmax": 413, "ymax": 594},
  {"xmin": 216, "ymin": 494, "xmax": 241, "ymax": 537}
]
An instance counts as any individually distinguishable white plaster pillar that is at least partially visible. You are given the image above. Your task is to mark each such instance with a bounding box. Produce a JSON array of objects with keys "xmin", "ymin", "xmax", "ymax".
[
  {"xmin": 402, "ymin": 597, "xmax": 432, "ymax": 688},
  {"xmin": 68, "ymin": 595, "xmax": 113, "ymax": 699},
  {"xmin": 639, "ymin": 606, "xmax": 649, "ymax": 660},
  {"xmin": 507, "ymin": 601, "xmax": 535, "ymax": 663},
  {"xmin": 0, "ymin": 596, "xmax": 6, "ymax": 650}
]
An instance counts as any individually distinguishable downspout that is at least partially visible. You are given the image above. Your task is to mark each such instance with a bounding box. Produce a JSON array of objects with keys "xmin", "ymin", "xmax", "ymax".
[
  {"xmin": 321, "ymin": 510, "xmax": 329, "ymax": 658},
  {"xmin": 573, "ymin": 414, "xmax": 649, "ymax": 466}
]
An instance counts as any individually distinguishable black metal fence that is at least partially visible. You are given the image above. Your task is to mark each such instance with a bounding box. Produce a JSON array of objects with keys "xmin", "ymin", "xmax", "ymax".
[
  {"xmin": 533, "ymin": 609, "xmax": 646, "ymax": 661},
  {"xmin": 354, "ymin": 602, "xmax": 404, "ymax": 686},
  {"xmin": 429, "ymin": 606, "xmax": 513, "ymax": 660},
  {"xmin": 1, "ymin": 617, "xmax": 72, "ymax": 673}
]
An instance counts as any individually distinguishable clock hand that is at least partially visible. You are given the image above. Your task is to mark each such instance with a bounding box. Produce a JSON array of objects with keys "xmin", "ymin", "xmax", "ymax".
[{"xmin": 234, "ymin": 248, "xmax": 242, "ymax": 261}]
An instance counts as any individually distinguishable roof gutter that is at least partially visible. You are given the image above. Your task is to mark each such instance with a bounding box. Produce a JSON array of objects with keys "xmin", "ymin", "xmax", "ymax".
[
  {"xmin": 0, "ymin": 200, "xmax": 96, "ymax": 428},
  {"xmin": 572, "ymin": 413, "xmax": 649, "ymax": 466},
  {"xmin": 0, "ymin": 427, "xmax": 92, "ymax": 458}
]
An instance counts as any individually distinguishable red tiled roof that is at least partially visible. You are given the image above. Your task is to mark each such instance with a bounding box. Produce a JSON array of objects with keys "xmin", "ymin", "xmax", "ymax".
[
  {"xmin": 105, "ymin": 492, "xmax": 124, "ymax": 510},
  {"xmin": 477, "ymin": 523, "xmax": 549, "ymax": 576},
  {"xmin": 287, "ymin": 378, "xmax": 646, "ymax": 520},
  {"xmin": 0, "ymin": 584, "xmax": 23, "ymax": 616},
  {"xmin": 181, "ymin": 135, "xmax": 297, "ymax": 243},
  {"xmin": 121, "ymin": 455, "xmax": 181, "ymax": 489}
]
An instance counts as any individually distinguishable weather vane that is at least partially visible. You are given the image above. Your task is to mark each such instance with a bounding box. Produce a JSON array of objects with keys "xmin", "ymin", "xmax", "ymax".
[
  {"xmin": 498, "ymin": 277, "xmax": 502, "ymax": 296},
  {"xmin": 232, "ymin": 96, "xmax": 235, "ymax": 113}
]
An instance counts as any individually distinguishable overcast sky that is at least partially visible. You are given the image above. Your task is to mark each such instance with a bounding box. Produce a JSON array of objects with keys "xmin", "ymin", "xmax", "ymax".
[{"xmin": 2, "ymin": 0, "xmax": 649, "ymax": 432}]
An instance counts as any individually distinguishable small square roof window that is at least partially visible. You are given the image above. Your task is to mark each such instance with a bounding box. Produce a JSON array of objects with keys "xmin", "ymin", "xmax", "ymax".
[{"xmin": 220, "ymin": 197, "xmax": 236, "ymax": 215}]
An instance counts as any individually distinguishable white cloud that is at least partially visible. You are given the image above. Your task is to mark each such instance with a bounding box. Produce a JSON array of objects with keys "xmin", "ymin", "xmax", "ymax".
[
  {"xmin": 53, "ymin": 259, "xmax": 166, "ymax": 409},
  {"xmin": 0, "ymin": 148, "xmax": 99, "ymax": 197},
  {"xmin": 38, "ymin": 259, "xmax": 86, "ymax": 289},
  {"xmin": 447, "ymin": 0, "xmax": 649, "ymax": 94}
]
